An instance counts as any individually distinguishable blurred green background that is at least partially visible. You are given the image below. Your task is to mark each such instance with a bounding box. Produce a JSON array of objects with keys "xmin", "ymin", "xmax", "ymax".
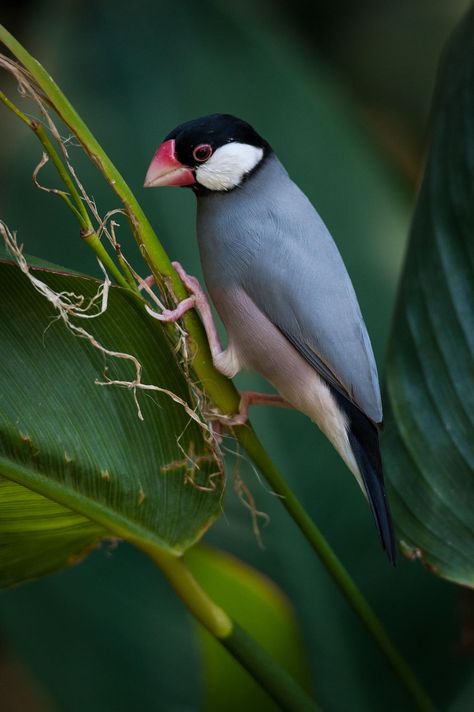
[{"xmin": 1, "ymin": 1, "xmax": 473, "ymax": 710}]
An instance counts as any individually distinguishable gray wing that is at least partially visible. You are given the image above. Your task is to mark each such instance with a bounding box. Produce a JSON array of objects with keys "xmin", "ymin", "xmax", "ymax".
[{"xmin": 240, "ymin": 185, "xmax": 383, "ymax": 424}]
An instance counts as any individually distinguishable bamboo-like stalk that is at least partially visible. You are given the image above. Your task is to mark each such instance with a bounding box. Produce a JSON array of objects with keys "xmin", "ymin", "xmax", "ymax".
[
  {"xmin": 0, "ymin": 25, "xmax": 435, "ymax": 711},
  {"xmin": 0, "ymin": 89, "xmax": 135, "ymax": 293},
  {"xmin": 145, "ymin": 545, "xmax": 319, "ymax": 712}
]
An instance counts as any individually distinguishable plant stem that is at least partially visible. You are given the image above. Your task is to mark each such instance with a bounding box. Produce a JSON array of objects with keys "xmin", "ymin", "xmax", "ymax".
[
  {"xmin": 142, "ymin": 544, "xmax": 318, "ymax": 711},
  {"xmin": 143, "ymin": 544, "xmax": 232, "ymax": 637},
  {"xmin": 222, "ymin": 624, "xmax": 318, "ymax": 712},
  {"xmin": 0, "ymin": 26, "xmax": 434, "ymax": 711},
  {"xmin": 0, "ymin": 89, "xmax": 136, "ymax": 293},
  {"xmin": 237, "ymin": 427, "xmax": 435, "ymax": 712},
  {"xmin": 81, "ymin": 229, "xmax": 135, "ymax": 292},
  {"xmin": 31, "ymin": 121, "xmax": 89, "ymax": 226}
]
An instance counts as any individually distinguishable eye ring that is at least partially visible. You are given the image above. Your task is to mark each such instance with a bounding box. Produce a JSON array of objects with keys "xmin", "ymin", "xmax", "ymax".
[{"xmin": 193, "ymin": 144, "xmax": 213, "ymax": 162}]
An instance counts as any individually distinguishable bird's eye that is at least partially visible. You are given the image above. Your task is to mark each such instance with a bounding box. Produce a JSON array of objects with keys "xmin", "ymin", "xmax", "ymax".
[{"xmin": 193, "ymin": 144, "xmax": 213, "ymax": 162}]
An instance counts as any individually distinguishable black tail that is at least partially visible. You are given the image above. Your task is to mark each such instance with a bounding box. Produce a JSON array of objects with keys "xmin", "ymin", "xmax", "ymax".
[{"xmin": 329, "ymin": 387, "xmax": 397, "ymax": 564}]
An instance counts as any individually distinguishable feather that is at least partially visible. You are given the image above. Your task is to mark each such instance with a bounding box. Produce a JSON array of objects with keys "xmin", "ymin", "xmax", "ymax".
[{"xmin": 329, "ymin": 386, "xmax": 396, "ymax": 563}]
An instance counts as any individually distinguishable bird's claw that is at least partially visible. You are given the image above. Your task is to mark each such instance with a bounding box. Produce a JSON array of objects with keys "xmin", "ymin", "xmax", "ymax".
[
  {"xmin": 172, "ymin": 261, "xmax": 201, "ymax": 295},
  {"xmin": 207, "ymin": 408, "xmax": 249, "ymax": 428}
]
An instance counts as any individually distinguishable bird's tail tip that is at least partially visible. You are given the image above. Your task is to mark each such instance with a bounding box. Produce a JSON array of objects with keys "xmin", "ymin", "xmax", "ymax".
[
  {"xmin": 328, "ymin": 385, "xmax": 397, "ymax": 564},
  {"xmin": 352, "ymin": 439, "xmax": 397, "ymax": 565}
]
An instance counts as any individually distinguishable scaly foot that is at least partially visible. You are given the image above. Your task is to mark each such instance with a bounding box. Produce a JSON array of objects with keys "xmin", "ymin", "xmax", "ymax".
[{"xmin": 219, "ymin": 391, "xmax": 293, "ymax": 426}]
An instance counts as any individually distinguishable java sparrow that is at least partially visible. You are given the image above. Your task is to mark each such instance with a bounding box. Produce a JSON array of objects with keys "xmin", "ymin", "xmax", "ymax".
[{"xmin": 144, "ymin": 114, "xmax": 396, "ymax": 563}]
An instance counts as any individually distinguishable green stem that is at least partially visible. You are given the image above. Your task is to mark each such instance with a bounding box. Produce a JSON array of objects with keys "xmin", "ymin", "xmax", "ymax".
[
  {"xmin": 81, "ymin": 229, "xmax": 138, "ymax": 293},
  {"xmin": 140, "ymin": 544, "xmax": 318, "ymax": 711},
  {"xmin": 143, "ymin": 544, "xmax": 232, "ymax": 637},
  {"xmin": 117, "ymin": 252, "xmax": 140, "ymax": 290},
  {"xmin": 0, "ymin": 89, "xmax": 136, "ymax": 294},
  {"xmin": 0, "ymin": 25, "xmax": 434, "ymax": 711},
  {"xmin": 222, "ymin": 624, "xmax": 318, "ymax": 712},
  {"xmin": 0, "ymin": 90, "xmax": 89, "ymax": 227},
  {"xmin": 237, "ymin": 427, "xmax": 435, "ymax": 712},
  {"xmin": 32, "ymin": 122, "xmax": 138, "ymax": 293},
  {"xmin": 0, "ymin": 88, "xmax": 32, "ymax": 125},
  {"xmin": 31, "ymin": 121, "xmax": 89, "ymax": 225}
]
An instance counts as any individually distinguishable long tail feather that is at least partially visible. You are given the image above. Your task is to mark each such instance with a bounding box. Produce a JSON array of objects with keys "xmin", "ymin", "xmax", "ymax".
[{"xmin": 329, "ymin": 387, "xmax": 397, "ymax": 564}]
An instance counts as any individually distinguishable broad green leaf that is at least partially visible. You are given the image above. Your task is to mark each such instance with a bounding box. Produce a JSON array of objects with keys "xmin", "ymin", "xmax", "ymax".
[
  {"xmin": 0, "ymin": 259, "xmax": 223, "ymax": 586},
  {"xmin": 186, "ymin": 545, "xmax": 312, "ymax": 711},
  {"xmin": 0, "ymin": 479, "xmax": 104, "ymax": 588},
  {"xmin": 383, "ymin": 9, "xmax": 474, "ymax": 587}
]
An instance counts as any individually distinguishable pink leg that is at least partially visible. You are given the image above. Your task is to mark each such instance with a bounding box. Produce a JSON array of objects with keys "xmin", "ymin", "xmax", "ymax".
[
  {"xmin": 223, "ymin": 391, "xmax": 293, "ymax": 426},
  {"xmin": 141, "ymin": 266, "xmax": 220, "ymax": 354},
  {"xmin": 171, "ymin": 261, "xmax": 223, "ymax": 360},
  {"xmin": 138, "ymin": 275, "xmax": 156, "ymax": 291},
  {"xmin": 145, "ymin": 265, "xmax": 292, "ymax": 426},
  {"xmin": 145, "ymin": 296, "xmax": 196, "ymax": 323},
  {"xmin": 142, "ymin": 265, "xmax": 223, "ymax": 362}
]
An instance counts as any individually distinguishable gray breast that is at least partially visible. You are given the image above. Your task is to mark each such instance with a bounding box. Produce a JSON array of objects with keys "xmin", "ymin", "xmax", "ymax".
[{"xmin": 196, "ymin": 155, "xmax": 287, "ymax": 286}]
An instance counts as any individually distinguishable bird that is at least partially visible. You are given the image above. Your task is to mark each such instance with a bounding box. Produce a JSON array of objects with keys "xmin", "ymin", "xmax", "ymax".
[{"xmin": 144, "ymin": 113, "xmax": 396, "ymax": 563}]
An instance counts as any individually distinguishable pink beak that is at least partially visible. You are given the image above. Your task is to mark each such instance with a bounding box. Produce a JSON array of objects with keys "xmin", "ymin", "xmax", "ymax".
[{"xmin": 144, "ymin": 139, "xmax": 195, "ymax": 188}]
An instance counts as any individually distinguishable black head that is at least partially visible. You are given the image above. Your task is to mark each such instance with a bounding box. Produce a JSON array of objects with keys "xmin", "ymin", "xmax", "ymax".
[
  {"xmin": 166, "ymin": 113, "xmax": 270, "ymax": 167},
  {"xmin": 144, "ymin": 114, "xmax": 271, "ymax": 192}
]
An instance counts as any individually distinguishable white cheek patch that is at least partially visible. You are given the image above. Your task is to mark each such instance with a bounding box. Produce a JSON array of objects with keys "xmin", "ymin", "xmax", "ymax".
[{"xmin": 195, "ymin": 142, "xmax": 264, "ymax": 191}]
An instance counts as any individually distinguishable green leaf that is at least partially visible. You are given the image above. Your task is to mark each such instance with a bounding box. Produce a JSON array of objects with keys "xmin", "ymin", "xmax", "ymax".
[
  {"xmin": 382, "ymin": 9, "xmax": 474, "ymax": 587},
  {"xmin": 186, "ymin": 545, "xmax": 312, "ymax": 712},
  {"xmin": 0, "ymin": 259, "xmax": 223, "ymax": 587},
  {"xmin": 0, "ymin": 479, "xmax": 104, "ymax": 588}
]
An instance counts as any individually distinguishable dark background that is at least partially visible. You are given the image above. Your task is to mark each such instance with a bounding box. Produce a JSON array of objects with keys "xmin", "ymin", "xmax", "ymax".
[{"xmin": 0, "ymin": 1, "xmax": 473, "ymax": 710}]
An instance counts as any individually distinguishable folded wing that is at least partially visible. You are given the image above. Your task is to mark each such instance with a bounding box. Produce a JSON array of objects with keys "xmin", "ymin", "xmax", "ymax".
[{"xmin": 241, "ymin": 190, "xmax": 383, "ymax": 425}]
